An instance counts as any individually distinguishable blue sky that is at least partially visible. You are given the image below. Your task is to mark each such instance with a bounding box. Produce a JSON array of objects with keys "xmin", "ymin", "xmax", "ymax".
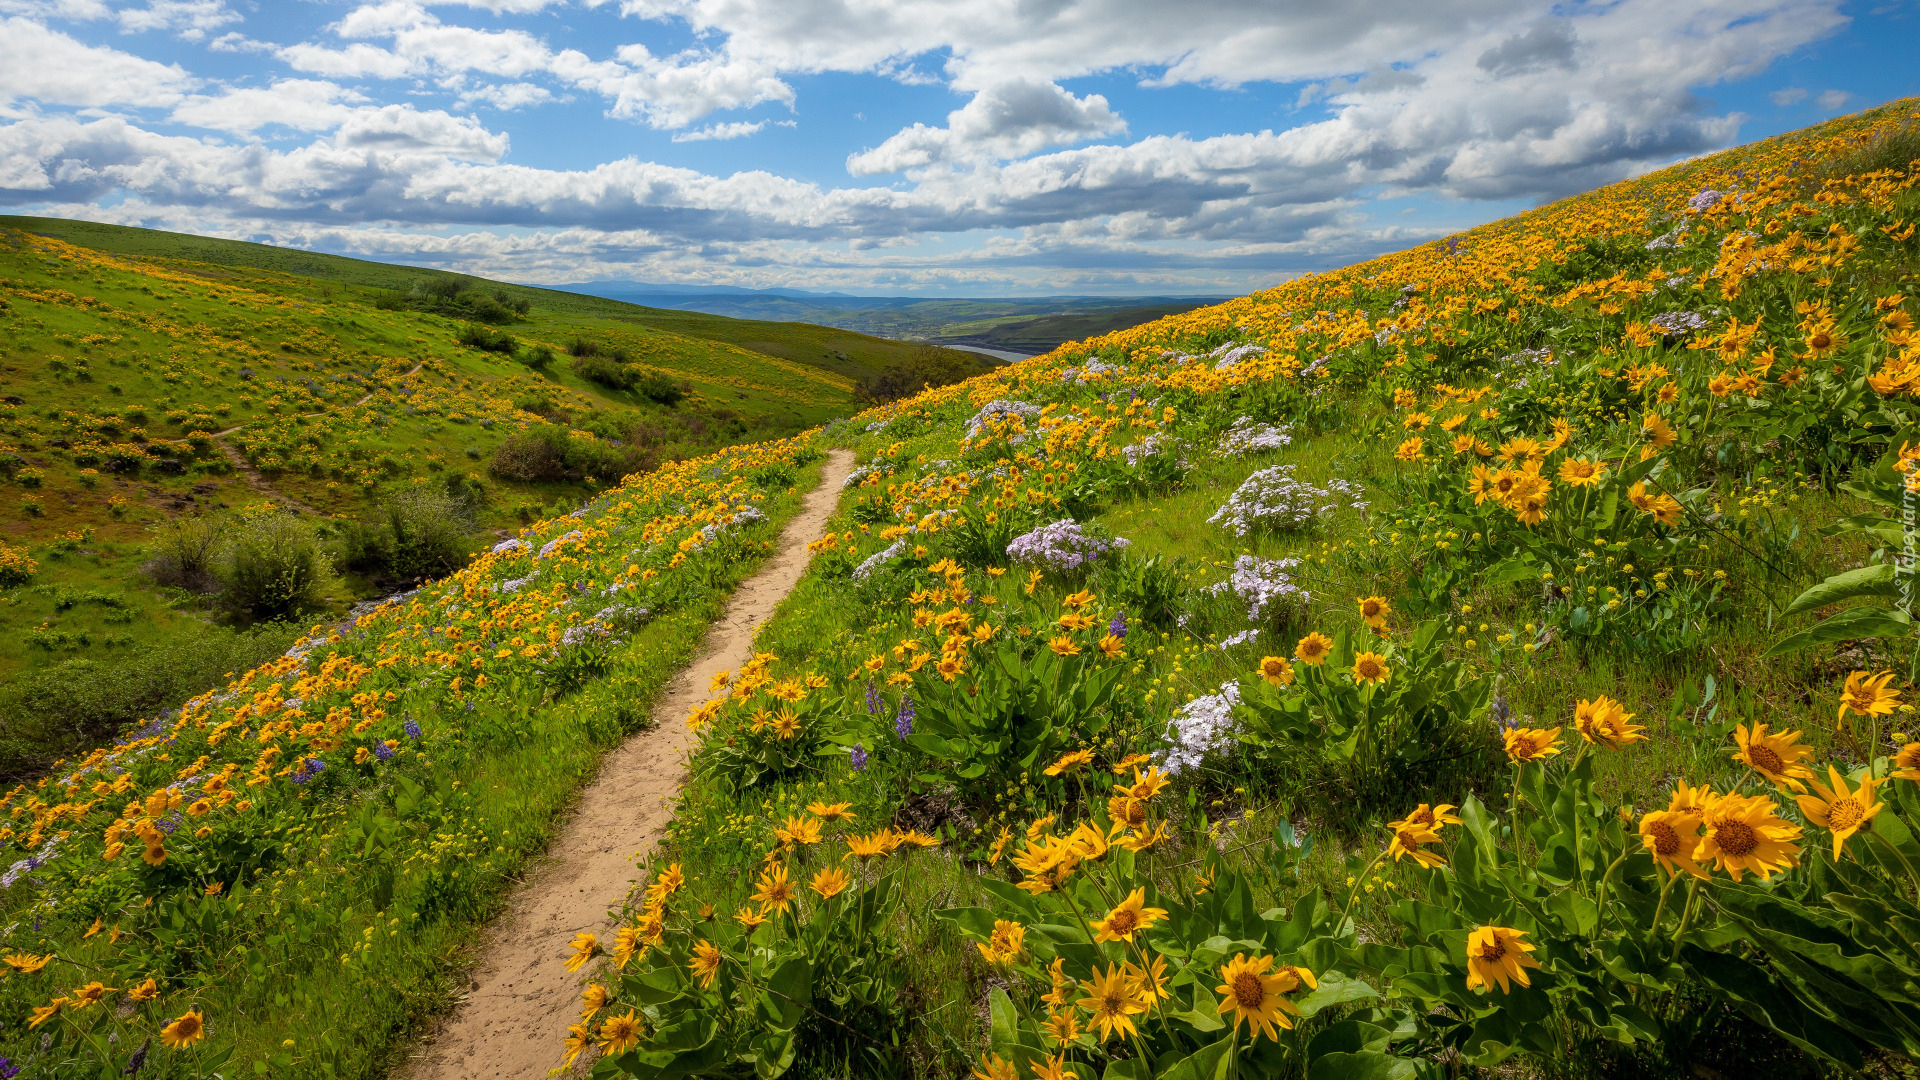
[{"xmin": 0, "ymin": 0, "xmax": 1914, "ymax": 296}]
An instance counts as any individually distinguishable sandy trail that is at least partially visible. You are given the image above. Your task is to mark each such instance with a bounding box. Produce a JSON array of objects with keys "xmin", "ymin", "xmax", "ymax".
[{"xmin": 403, "ymin": 447, "xmax": 854, "ymax": 1080}]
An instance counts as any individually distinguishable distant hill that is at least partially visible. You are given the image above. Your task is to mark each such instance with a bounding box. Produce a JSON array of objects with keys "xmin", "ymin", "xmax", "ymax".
[{"xmin": 557, "ymin": 283, "xmax": 1230, "ymax": 356}]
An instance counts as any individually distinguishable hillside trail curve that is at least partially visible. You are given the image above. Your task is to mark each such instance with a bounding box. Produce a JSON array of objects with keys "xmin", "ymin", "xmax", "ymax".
[{"xmin": 402, "ymin": 446, "xmax": 854, "ymax": 1080}]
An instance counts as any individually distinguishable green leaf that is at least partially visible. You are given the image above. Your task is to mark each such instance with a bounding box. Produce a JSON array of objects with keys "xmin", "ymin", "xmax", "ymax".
[
  {"xmin": 1765, "ymin": 606, "xmax": 1912, "ymax": 658},
  {"xmin": 1153, "ymin": 1034, "xmax": 1232, "ymax": 1080},
  {"xmin": 1306, "ymin": 1052, "xmax": 1419, "ymax": 1080},
  {"xmin": 989, "ymin": 988, "xmax": 1019, "ymax": 1056},
  {"xmin": 1784, "ymin": 563, "xmax": 1899, "ymax": 616}
]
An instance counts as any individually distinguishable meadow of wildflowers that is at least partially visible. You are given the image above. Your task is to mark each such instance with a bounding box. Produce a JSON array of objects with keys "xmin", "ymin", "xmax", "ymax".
[{"xmin": 9, "ymin": 98, "xmax": 1920, "ymax": 1080}]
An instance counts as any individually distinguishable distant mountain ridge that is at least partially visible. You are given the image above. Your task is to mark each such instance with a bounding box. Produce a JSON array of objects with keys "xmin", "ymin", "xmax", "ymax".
[{"xmin": 553, "ymin": 282, "xmax": 1232, "ymax": 355}]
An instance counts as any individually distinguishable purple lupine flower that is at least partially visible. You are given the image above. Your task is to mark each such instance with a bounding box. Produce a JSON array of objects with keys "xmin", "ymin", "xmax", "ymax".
[
  {"xmin": 155, "ymin": 815, "xmax": 180, "ymax": 836},
  {"xmin": 850, "ymin": 743, "xmax": 869, "ymax": 772},
  {"xmin": 123, "ymin": 1041, "xmax": 148, "ymax": 1076},
  {"xmin": 1491, "ymin": 694, "xmax": 1513, "ymax": 732},
  {"xmin": 290, "ymin": 757, "xmax": 327, "ymax": 785},
  {"xmin": 865, "ymin": 681, "xmax": 882, "ymax": 715},
  {"xmin": 894, "ymin": 695, "xmax": 915, "ymax": 739},
  {"xmin": 404, "ymin": 717, "xmax": 423, "ymax": 740},
  {"xmin": 1108, "ymin": 611, "xmax": 1128, "ymax": 639},
  {"xmin": 1, "ymin": 1055, "xmax": 21, "ymax": 1079},
  {"xmin": 373, "ymin": 739, "xmax": 395, "ymax": 762}
]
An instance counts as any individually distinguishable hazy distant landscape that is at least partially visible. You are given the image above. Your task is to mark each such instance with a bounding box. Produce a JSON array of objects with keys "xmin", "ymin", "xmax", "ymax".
[{"xmin": 558, "ymin": 281, "xmax": 1228, "ymax": 357}]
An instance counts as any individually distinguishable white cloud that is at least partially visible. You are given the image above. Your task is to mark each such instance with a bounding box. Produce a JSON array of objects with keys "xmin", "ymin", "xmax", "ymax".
[
  {"xmin": 116, "ymin": 0, "xmax": 240, "ymax": 38},
  {"xmin": 0, "ymin": 0, "xmax": 109, "ymax": 19},
  {"xmin": 169, "ymin": 80, "xmax": 364, "ymax": 134},
  {"xmin": 671, "ymin": 119, "xmax": 783, "ymax": 141},
  {"xmin": 848, "ymin": 79, "xmax": 1125, "ymax": 175},
  {"xmin": 332, "ymin": 105, "xmax": 508, "ymax": 160},
  {"xmin": 278, "ymin": 41, "xmax": 415, "ymax": 79},
  {"xmin": 1771, "ymin": 85, "xmax": 1808, "ymax": 105},
  {"xmin": 454, "ymin": 81, "xmax": 559, "ymax": 110},
  {"xmin": 1818, "ymin": 88, "xmax": 1852, "ymax": 109},
  {"xmin": 0, "ymin": 15, "xmax": 197, "ymax": 108},
  {"xmin": 207, "ymin": 31, "xmax": 273, "ymax": 53}
]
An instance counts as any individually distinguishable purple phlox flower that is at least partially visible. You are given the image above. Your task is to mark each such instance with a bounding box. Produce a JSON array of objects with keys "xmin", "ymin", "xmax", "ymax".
[
  {"xmin": 1650, "ymin": 311, "xmax": 1708, "ymax": 337},
  {"xmin": 1209, "ymin": 555, "xmax": 1308, "ymax": 622},
  {"xmin": 1160, "ymin": 682, "xmax": 1242, "ymax": 775},
  {"xmin": 1216, "ymin": 417, "xmax": 1292, "ymax": 458},
  {"xmin": 1208, "ymin": 466, "xmax": 1364, "ymax": 537},
  {"xmin": 1006, "ymin": 519, "xmax": 1129, "ymax": 572},
  {"xmin": 894, "ymin": 695, "xmax": 916, "ymax": 739},
  {"xmin": 865, "ymin": 680, "xmax": 882, "ymax": 716},
  {"xmin": 850, "ymin": 743, "xmax": 869, "ymax": 772},
  {"xmin": 404, "ymin": 717, "xmax": 423, "ymax": 740},
  {"xmin": 1686, "ymin": 188, "xmax": 1725, "ymax": 212},
  {"xmin": 1108, "ymin": 610, "xmax": 1128, "ymax": 639}
]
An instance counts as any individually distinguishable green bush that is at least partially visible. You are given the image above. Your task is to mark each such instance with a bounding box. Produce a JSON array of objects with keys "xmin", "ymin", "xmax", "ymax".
[
  {"xmin": 487, "ymin": 423, "xmax": 638, "ymax": 483},
  {"xmin": 217, "ymin": 508, "xmax": 338, "ymax": 620},
  {"xmin": 144, "ymin": 513, "xmax": 222, "ymax": 591},
  {"xmin": 342, "ymin": 487, "xmax": 479, "ymax": 581},
  {"xmin": 571, "ymin": 352, "xmax": 639, "ymax": 390},
  {"xmin": 457, "ymin": 322, "xmax": 518, "ymax": 354}
]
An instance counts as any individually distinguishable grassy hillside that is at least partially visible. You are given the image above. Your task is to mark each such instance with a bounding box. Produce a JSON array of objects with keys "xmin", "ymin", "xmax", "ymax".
[
  {"xmin": 0, "ymin": 217, "xmax": 993, "ymax": 388},
  {"xmin": 5, "ymin": 99, "xmax": 1920, "ymax": 1080}
]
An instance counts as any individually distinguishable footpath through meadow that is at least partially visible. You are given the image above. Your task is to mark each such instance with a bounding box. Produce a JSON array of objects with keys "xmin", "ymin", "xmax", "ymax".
[{"xmin": 405, "ymin": 448, "xmax": 855, "ymax": 1080}]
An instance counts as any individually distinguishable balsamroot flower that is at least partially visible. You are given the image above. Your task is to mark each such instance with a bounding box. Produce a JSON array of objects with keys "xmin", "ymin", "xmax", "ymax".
[
  {"xmin": 1730, "ymin": 723, "xmax": 1816, "ymax": 792},
  {"xmin": 1092, "ymin": 887, "xmax": 1168, "ymax": 943},
  {"xmin": 976, "ymin": 919, "xmax": 1025, "ymax": 965},
  {"xmin": 159, "ymin": 1008, "xmax": 207, "ymax": 1048},
  {"xmin": 689, "ymin": 940, "xmax": 722, "ymax": 989},
  {"xmin": 1795, "ymin": 766, "xmax": 1885, "ymax": 860},
  {"xmin": 1257, "ymin": 655, "xmax": 1295, "ymax": 687},
  {"xmin": 1386, "ymin": 822, "xmax": 1447, "ymax": 869},
  {"xmin": 599, "ymin": 1010, "xmax": 643, "ymax": 1057},
  {"xmin": 1574, "ymin": 696, "xmax": 1645, "ymax": 749},
  {"xmin": 1077, "ymin": 964, "xmax": 1150, "ymax": 1041},
  {"xmin": 1294, "ymin": 632, "xmax": 1333, "ymax": 665},
  {"xmin": 1837, "ymin": 669, "xmax": 1901, "ymax": 729},
  {"xmin": 1692, "ymin": 793, "xmax": 1802, "ymax": 881},
  {"xmin": 1504, "ymin": 726, "xmax": 1563, "ymax": 764},
  {"xmin": 1214, "ymin": 953, "xmax": 1302, "ymax": 1040},
  {"xmin": 1352, "ymin": 652, "xmax": 1391, "ymax": 686},
  {"xmin": 564, "ymin": 932, "xmax": 601, "ymax": 973},
  {"xmin": 1639, "ymin": 808, "xmax": 1710, "ymax": 879},
  {"xmin": 1464, "ymin": 925, "xmax": 1542, "ymax": 994}
]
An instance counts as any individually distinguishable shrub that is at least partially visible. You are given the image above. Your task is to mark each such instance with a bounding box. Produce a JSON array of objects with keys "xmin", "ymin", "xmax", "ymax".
[
  {"xmin": 342, "ymin": 487, "xmax": 478, "ymax": 581},
  {"xmin": 143, "ymin": 514, "xmax": 222, "ymax": 592},
  {"xmin": 457, "ymin": 323, "xmax": 518, "ymax": 354},
  {"xmin": 635, "ymin": 371, "xmax": 688, "ymax": 406},
  {"xmin": 571, "ymin": 352, "xmax": 639, "ymax": 390},
  {"xmin": 0, "ymin": 541, "xmax": 37, "ymax": 586},
  {"xmin": 487, "ymin": 424, "xmax": 637, "ymax": 484},
  {"xmin": 519, "ymin": 344, "xmax": 555, "ymax": 371},
  {"xmin": 217, "ymin": 508, "xmax": 337, "ymax": 620}
]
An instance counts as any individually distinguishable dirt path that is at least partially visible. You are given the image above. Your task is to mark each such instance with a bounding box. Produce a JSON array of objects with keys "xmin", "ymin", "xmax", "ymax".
[{"xmin": 402, "ymin": 447, "xmax": 854, "ymax": 1080}]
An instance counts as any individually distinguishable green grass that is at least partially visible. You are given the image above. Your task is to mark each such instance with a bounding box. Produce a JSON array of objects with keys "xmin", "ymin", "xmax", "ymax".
[{"xmin": 0, "ymin": 216, "xmax": 993, "ymax": 388}]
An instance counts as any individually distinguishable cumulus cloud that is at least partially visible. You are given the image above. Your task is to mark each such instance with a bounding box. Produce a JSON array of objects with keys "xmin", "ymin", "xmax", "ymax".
[
  {"xmin": 1818, "ymin": 88, "xmax": 1851, "ymax": 109},
  {"xmin": 1771, "ymin": 85, "xmax": 1808, "ymax": 105},
  {"xmin": 169, "ymin": 80, "xmax": 364, "ymax": 135},
  {"xmin": 0, "ymin": 15, "xmax": 196, "ymax": 108},
  {"xmin": 848, "ymin": 79, "xmax": 1125, "ymax": 175}
]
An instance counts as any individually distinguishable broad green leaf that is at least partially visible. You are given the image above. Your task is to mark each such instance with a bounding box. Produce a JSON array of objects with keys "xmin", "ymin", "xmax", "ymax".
[
  {"xmin": 1764, "ymin": 606, "xmax": 1912, "ymax": 658},
  {"xmin": 1784, "ymin": 563, "xmax": 1899, "ymax": 616}
]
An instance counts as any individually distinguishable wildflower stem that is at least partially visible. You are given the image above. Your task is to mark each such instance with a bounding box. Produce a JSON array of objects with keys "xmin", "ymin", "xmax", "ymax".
[
  {"xmin": 1648, "ymin": 866, "xmax": 1679, "ymax": 934},
  {"xmin": 1666, "ymin": 877, "xmax": 1701, "ymax": 965},
  {"xmin": 1871, "ymin": 830, "xmax": 1920, "ymax": 898}
]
